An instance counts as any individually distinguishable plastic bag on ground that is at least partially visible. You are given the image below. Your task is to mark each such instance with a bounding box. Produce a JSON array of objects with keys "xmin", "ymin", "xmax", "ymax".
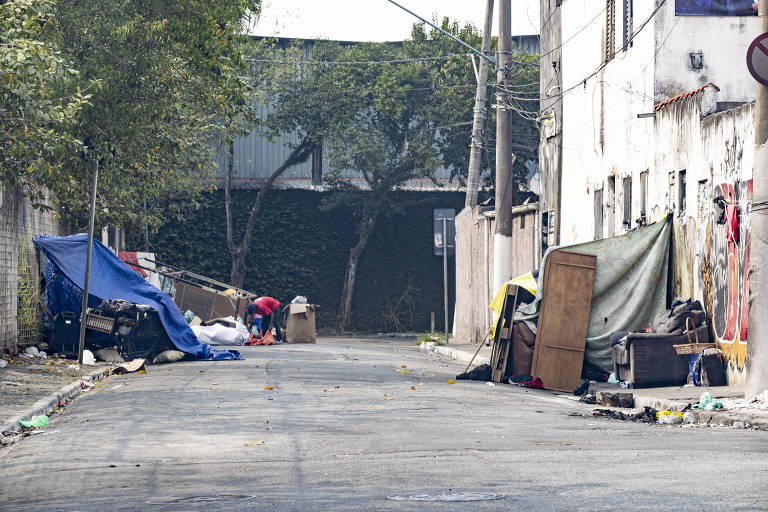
[
  {"xmin": 191, "ymin": 323, "xmax": 247, "ymax": 346},
  {"xmin": 19, "ymin": 415, "xmax": 49, "ymax": 428},
  {"xmin": 82, "ymin": 350, "xmax": 96, "ymax": 366}
]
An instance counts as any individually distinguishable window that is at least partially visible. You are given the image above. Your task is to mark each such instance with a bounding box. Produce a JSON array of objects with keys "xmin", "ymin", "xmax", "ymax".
[
  {"xmin": 311, "ymin": 144, "xmax": 322, "ymax": 186},
  {"xmin": 606, "ymin": 176, "xmax": 616, "ymax": 237},
  {"xmin": 678, "ymin": 169, "xmax": 687, "ymax": 216},
  {"xmin": 605, "ymin": 0, "xmax": 616, "ymax": 62},
  {"xmin": 622, "ymin": 0, "xmax": 634, "ymax": 51},
  {"xmin": 594, "ymin": 188, "xmax": 604, "ymax": 239},
  {"xmin": 668, "ymin": 171, "xmax": 676, "ymax": 212},
  {"xmin": 639, "ymin": 171, "xmax": 648, "ymax": 219},
  {"xmin": 622, "ymin": 177, "xmax": 632, "ymax": 227}
]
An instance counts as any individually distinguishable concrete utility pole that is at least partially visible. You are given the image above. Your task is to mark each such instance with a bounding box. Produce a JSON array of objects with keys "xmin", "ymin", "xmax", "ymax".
[
  {"xmin": 465, "ymin": 0, "xmax": 495, "ymax": 208},
  {"xmin": 746, "ymin": 2, "xmax": 768, "ymax": 400},
  {"xmin": 493, "ymin": 0, "xmax": 517, "ymax": 293}
]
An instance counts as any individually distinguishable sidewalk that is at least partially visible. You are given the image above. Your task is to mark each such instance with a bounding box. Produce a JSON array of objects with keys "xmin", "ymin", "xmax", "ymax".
[
  {"xmin": 424, "ymin": 341, "xmax": 768, "ymax": 430},
  {"xmin": 0, "ymin": 355, "xmax": 111, "ymax": 440}
]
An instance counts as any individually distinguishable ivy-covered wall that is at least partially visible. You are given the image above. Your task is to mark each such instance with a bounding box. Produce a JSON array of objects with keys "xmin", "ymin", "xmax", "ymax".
[{"xmin": 143, "ymin": 190, "xmax": 464, "ymax": 332}]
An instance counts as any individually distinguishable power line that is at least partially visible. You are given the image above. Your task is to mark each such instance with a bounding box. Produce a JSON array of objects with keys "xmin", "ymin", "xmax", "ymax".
[{"xmin": 244, "ymin": 54, "xmax": 464, "ymax": 66}]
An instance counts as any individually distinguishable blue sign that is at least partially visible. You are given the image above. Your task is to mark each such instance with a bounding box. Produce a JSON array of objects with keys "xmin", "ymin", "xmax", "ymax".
[{"xmin": 676, "ymin": 0, "xmax": 759, "ymax": 16}]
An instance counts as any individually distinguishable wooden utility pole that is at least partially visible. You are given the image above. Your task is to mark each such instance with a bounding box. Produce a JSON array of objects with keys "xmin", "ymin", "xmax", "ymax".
[
  {"xmin": 746, "ymin": 1, "xmax": 768, "ymax": 400},
  {"xmin": 493, "ymin": 0, "xmax": 517, "ymax": 293},
  {"xmin": 465, "ymin": 0, "xmax": 495, "ymax": 208}
]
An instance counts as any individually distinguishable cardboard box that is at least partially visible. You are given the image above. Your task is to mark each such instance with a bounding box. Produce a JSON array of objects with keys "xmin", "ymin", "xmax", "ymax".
[{"xmin": 285, "ymin": 304, "xmax": 316, "ymax": 343}]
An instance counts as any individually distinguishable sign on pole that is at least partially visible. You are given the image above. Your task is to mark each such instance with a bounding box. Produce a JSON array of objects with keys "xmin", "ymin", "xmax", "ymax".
[
  {"xmin": 747, "ymin": 32, "xmax": 768, "ymax": 87},
  {"xmin": 433, "ymin": 209, "xmax": 456, "ymax": 256}
]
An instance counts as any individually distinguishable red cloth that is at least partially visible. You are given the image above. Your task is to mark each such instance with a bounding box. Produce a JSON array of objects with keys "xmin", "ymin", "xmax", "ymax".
[
  {"xmin": 522, "ymin": 377, "xmax": 544, "ymax": 389},
  {"xmin": 726, "ymin": 205, "xmax": 739, "ymax": 243},
  {"xmin": 245, "ymin": 332, "xmax": 274, "ymax": 346},
  {"xmin": 118, "ymin": 251, "xmax": 147, "ymax": 278},
  {"xmin": 253, "ymin": 296, "xmax": 280, "ymax": 316}
]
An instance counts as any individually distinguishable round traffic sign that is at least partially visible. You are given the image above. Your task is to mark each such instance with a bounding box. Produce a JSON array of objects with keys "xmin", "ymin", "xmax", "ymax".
[{"xmin": 747, "ymin": 32, "xmax": 768, "ymax": 87}]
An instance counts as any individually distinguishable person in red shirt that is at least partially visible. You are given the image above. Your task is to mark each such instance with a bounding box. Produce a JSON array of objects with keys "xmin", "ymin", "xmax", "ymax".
[{"xmin": 252, "ymin": 296, "xmax": 281, "ymax": 342}]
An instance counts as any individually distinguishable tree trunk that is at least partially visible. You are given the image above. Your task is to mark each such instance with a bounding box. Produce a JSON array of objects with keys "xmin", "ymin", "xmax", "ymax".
[
  {"xmin": 337, "ymin": 214, "xmax": 377, "ymax": 335},
  {"xmin": 225, "ymin": 137, "xmax": 314, "ymax": 289}
]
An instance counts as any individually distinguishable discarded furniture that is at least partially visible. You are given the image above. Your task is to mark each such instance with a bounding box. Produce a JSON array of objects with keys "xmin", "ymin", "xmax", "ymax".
[
  {"xmin": 489, "ymin": 285, "xmax": 519, "ymax": 382},
  {"xmin": 531, "ymin": 251, "xmax": 597, "ymax": 392}
]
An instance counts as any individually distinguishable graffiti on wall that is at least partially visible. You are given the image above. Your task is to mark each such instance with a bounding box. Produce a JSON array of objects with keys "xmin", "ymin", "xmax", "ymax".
[{"xmin": 709, "ymin": 180, "xmax": 751, "ymax": 368}]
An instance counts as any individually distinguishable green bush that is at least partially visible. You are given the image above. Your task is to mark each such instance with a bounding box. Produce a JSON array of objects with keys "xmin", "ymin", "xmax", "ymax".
[{"xmin": 137, "ymin": 189, "xmax": 463, "ymax": 332}]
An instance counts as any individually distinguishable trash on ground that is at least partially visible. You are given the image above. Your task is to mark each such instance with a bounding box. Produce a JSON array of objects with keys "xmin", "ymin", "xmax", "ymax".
[
  {"xmin": 455, "ymin": 364, "xmax": 491, "ymax": 381},
  {"xmin": 264, "ymin": 386, "xmax": 274, "ymax": 390},
  {"xmin": 152, "ymin": 350, "xmax": 185, "ymax": 364},
  {"xmin": 657, "ymin": 411, "xmax": 684, "ymax": 424},
  {"xmin": 19, "ymin": 415, "xmax": 49, "ymax": 428},
  {"xmin": 591, "ymin": 407, "xmax": 657, "ymax": 423},
  {"xmin": 112, "ymin": 359, "xmax": 147, "ymax": 375},
  {"xmin": 244, "ymin": 440, "xmax": 263, "ymax": 447},
  {"xmin": 446, "ymin": 380, "xmax": 455, "ymax": 385},
  {"xmin": 693, "ymin": 391, "xmax": 724, "ymax": 411},
  {"xmin": 82, "ymin": 350, "xmax": 96, "ymax": 366},
  {"xmin": 0, "ymin": 359, "xmax": 7, "ymax": 368}
]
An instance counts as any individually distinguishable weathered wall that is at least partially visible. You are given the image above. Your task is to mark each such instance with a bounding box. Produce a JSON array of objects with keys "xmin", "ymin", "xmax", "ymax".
[
  {"xmin": 654, "ymin": 1, "xmax": 759, "ymax": 103},
  {"xmin": 539, "ymin": 0, "xmax": 563, "ymax": 248},
  {"xmin": 558, "ymin": 0, "xmax": 657, "ymax": 245},
  {"xmin": 0, "ymin": 188, "xmax": 61, "ymax": 354},
  {"xmin": 454, "ymin": 205, "xmax": 537, "ymax": 344},
  {"xmin": 141, "ymin": 189, "xmax": 464, "ymax": 333},
  {"xmin": 654, "ymin": 92, "xmax": 754, "ymax": 385}
]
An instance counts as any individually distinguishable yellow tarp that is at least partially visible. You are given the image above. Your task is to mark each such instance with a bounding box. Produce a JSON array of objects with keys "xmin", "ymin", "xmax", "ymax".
[{"xmin": 488, "ymin": 272, "xmax": 538, "ymax": 337}]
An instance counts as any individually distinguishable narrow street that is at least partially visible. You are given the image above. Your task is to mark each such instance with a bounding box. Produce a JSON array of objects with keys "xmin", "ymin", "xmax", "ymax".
[{"xmin": 1, "ymin": 338, "xmax": 765, "ymax": 511}]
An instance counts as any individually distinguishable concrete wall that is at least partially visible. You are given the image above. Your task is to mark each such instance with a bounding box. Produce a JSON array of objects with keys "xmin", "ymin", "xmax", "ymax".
[
  {"xmin": 654, "ymin": 2, "xmax": 759, "ymax": 103},
  {"xmin": 454, "ymin": 205, "xmax": 537, "ymax": 344},
  {"xmin": 0, "ymin": 188, "xmax": 61, "ymax": 354},
  {"xmin": 655, "ymin": 92, "xmax": 754, "ymax": 385},
  {"xmin": 558, "ymin": 0, "xmax": 658, "ymax": 245},
  {"xmin": 543, "ymin": 0, "xmax": 758, "ymax": 246}
]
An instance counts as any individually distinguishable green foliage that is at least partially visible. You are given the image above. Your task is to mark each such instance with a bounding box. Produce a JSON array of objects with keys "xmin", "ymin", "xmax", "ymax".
[
  {"xmin": 133, "ymin": 189, "xmax": 463, "ymax": 332},
  {"xmin": 17, "ymin": 232, "xmax": 39, "ymax": 342},
  {"xmin": 45, "ymin": 0, "xmax": 260, "ymax": 230},
  {"xmin": 0, "ymin": 0, "xmax": 90, "ymax": 205}
]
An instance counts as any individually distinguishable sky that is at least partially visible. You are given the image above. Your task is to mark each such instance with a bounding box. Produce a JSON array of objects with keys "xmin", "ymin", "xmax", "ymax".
[{"xmin": 248, "ymin": 0, "xmax": 540, "ymax": 42}]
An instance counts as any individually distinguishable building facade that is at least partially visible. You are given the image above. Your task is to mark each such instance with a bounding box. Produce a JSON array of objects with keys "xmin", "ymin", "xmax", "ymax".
[{"xmin": 538, "ymin": 0, "xmax": 760, "ymax": 383}]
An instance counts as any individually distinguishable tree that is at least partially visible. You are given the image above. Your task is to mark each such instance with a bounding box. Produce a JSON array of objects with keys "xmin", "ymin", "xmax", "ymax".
[
  {"xmin": 273, "ymin": 20, "xmax": 538, "ymax": 333},
  {"xmin": 222, "ymin": 38, "xmax": 314, "ymax": 288},
  {"xmin": 0, "ymin": 0, "xmax": 89, "ymax": 205},
  {"xmin": 44, "ymin": 0, "xmax": 259, "ymax": 231}
]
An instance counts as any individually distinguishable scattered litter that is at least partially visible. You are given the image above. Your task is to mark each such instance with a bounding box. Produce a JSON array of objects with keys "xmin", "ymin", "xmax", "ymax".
[
  {"xmin": 19, "ymin": 415, "xmax": 49, "ymax": 428},
  {"xmin": 618, "ymin": 381, "xmax": 633, "ymax": 389},
  {"xmin": 112, "ymin": 359, "xmax": 146, "ymax": 375},
  {"xmin": 384, "ymin": 394, "xmax": 395, "ymax": 400},
  {"xmin": 683, "ymin": 411, "xmax": 695, "ymax": 424},
  {"xmin": 486, "ymin": 382, "xmax": 495, "ymax": 387},
  {"xmin": 591, "ymin": 407, "xmax": 657, "ymax": 423},
  {"xmin": 401, "ymin": 365, "xmax": 407, "ymax": 369},
  {"xmin": 24, "ymin": 346, "xmax": 40, "ymax": 357},
  {"xmin": 410, "ymin": 386, "xmax": 417, "ymax": 390},
  {"xmin": 1, "ymin": 381, "xmax": 22, "ymax": 387},
  {"xmin": 607, "ymin": 372, "xmax": 619, "ymax": 384},
  {"xmin": 455, "ymin": 364, "xmax": 491, "ymax": 381},
  {"xmin": 211, "ymin": 382, "xmax": 219, "ymax": 386},
  {"xmin": 264, "ymin": 386, "xmax": 274, "ymax": 390},
  {"xmin": 244, "ymin": 440, "xmax": 263, "ymax": 447},
  {"xmin": 693, "ymin": 392, "xmax": 723, "ymax": 411},
  {"xmin": 113, "ymin": 385, "xmax": 123, "ymax": 389},
  {"xmin": 137, "ymin": 370, "xmax": 147, "ymax": 375},
  {"xmin": 447, "ymin": 380, "xmax": 455, "ymax": 385},
  {"xmin": 0, "ymin": 359, "xmax": 7, "ymax": 368},
  {"xmin": 152, "ymin": 350, "xmax": 185, "ymax": 364},
  {"xmin": 82, "ymin": 350, "xmax": 96, "ymax": 366},
  {"xmin": 657, "ymin": 411, "xmax": 684, "ymax": 424}
]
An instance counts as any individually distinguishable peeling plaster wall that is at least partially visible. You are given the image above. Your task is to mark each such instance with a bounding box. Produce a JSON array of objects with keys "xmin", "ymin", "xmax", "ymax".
[
  {"xmin": 559, "ymin": 0, "xmax": 657, "ymax": 245},
  {"xmin": 654, "ymin": 2, "xmax": 759, "ymax": 103},
  {"xmin": 655, "ymin": 95, "xmax": 754, "ymax": 385}
]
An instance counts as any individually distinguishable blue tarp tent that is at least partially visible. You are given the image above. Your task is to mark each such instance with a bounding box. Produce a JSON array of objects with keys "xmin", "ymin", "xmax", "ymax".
[{"xmin": 34, "ymin": 234, "xmax": 242, "ymax": 361}]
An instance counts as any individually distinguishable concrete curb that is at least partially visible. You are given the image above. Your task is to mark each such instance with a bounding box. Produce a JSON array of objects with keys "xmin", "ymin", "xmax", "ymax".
[
  {"xmin": 1, "ymin": 366, "xmax": 110, "ymax": 436},
  {"xmin": 428, "ymin": 344, "xmax": 490, "ymax": 366}
]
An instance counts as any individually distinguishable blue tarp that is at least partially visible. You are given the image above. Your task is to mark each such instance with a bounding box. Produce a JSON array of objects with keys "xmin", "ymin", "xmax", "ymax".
[{"xmin": 34, "ymin": 234, "xmax": 242, "ymax": 361}]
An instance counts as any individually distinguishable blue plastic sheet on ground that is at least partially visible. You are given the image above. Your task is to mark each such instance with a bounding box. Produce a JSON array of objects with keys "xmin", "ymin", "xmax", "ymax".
[{"xmin": 34, "ymin": 234, "xmax": 242, "ymax": 361}]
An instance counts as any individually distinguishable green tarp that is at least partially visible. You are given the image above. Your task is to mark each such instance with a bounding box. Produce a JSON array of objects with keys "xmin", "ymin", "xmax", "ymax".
[{"xmin": 532, "ymin": 216, "xmax": 672, "ymax": 372}]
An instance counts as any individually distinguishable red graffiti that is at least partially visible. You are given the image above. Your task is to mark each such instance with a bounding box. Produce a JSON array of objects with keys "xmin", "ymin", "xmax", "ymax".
[{"xmin": 711, "ymin": 180, "xmax": 751, "ymax": 343}]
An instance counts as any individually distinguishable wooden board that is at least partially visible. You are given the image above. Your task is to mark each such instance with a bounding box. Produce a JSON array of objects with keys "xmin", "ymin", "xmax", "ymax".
[
  {"xmin": 531, "ymin": 251, "xmax": 597, "ymax": 392},
  {"xmin": 489, "ymin": 286, "xmax": 518, "ymax": 383}
]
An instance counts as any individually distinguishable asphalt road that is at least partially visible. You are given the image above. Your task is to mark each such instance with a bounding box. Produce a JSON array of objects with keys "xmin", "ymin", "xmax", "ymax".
[{"xmin": 1, "ymin": 337, "xmax": 766, "ymax": 511}]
